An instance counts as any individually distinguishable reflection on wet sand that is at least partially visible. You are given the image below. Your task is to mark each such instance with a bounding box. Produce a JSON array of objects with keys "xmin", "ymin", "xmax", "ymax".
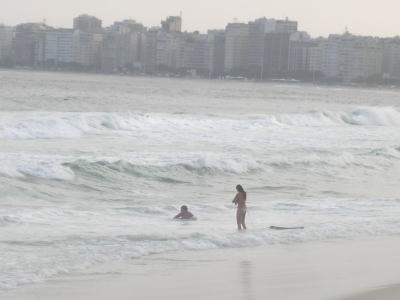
[{"xmin": 240, "ymin": 261, "xmax": 254, "ymax": 300}]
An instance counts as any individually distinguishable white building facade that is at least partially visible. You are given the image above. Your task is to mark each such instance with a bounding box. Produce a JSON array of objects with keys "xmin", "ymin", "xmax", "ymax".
[
  {"xmin": 72, "ymin": 30, "xmax": 103, "ymax": 67},
  {"xmin": 35, "ymin": 30, "xmax": 74, "ymax": 65},
  {"xmin": 224, "ymin": 23, "xmax": 249, "ymax": 74}
]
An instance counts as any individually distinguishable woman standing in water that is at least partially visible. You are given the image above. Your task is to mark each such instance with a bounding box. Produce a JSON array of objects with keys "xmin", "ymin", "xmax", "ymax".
[{"xmin": 232, "ymin": 185, "xmax": 247, "ymax": 230}]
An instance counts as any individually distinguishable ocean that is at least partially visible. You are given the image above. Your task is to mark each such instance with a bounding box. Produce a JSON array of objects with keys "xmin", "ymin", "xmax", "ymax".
[{"xmin": 1, "ymin": 70, "xmax": 400, "ymax": 290}]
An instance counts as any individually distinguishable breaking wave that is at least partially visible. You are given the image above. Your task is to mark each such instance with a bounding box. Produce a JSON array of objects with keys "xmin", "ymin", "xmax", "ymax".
[
  {"xmin": 0, "ymin": 147, "xmax": 399, "ymax": 181},
  {"xmin": 0, "ymin": 153, "xmax": 260, "ymax": 181},
  {"xmin": 1, "ymin": 107, "xmax": 399, "ymax": 140}
]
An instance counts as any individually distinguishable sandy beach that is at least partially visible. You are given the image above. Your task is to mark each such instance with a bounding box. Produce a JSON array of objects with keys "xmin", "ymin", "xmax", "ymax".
[
  {"xmin": 2, "ymin": 237, "xmax": 400, "ymax": 300},
  {"xmin": 341, "ymin": 284, "xmax": 400, "ymax": 300}
]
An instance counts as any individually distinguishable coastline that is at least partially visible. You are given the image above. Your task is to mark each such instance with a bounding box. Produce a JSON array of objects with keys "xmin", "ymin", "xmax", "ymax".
[
  {"xmin": 2, "ymin": 67, "xmax": 400, "ymax": 91},
  {"xmin": 2, "ymin": 237, "xmax": 400, "ymax": 300}
]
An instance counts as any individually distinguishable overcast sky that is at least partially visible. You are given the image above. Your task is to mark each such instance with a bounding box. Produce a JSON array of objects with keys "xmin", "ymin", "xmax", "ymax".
[{"xmin": 2, "ymin": 0, "xmax": 399, "ymax": 37}]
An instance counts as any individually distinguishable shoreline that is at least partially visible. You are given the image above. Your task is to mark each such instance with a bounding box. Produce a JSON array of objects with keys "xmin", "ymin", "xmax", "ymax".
[
  {"xmin": 340, "ymin": 284, "xmax": 400, "ymax": 300},
  {"xmin": 2, "ymin": 67, "xmax": 400, "ymax": 91},
  {"xmin": 2, "ymin": 237, "xmax": 400, "ymax": 300}
]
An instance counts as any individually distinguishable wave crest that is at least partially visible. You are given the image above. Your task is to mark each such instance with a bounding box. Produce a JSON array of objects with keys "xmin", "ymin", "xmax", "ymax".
[
  {"xmin": 0, "ymin": 153, "xmax": 259, "ymax": 181},
  {"xmin": 1, "ymin": 107, "xmax": 399, "ymax": 140}
]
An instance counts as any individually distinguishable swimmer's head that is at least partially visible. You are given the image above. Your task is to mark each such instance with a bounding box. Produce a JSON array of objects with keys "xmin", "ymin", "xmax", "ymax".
[
  {"xmin": 181, "ymin": 205, "xmax": 188, "ymax": 212},
  {"xmin": 236, "ymin": 185, "xmax": 245, "ymax": 193}
]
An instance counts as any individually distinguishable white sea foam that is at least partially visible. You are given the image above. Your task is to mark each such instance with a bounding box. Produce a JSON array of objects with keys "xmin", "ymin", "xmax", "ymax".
[
  {"xmin": 1, "ymin": 107, "xmax": 399, "ymax": 141},
  {"xmin": 2, "ymin": 206, "xmax": 400, "ymax": 289},
  {"xmin": 0, "ymin": 154, "xmax": 75, "ymax": 180},
  {"xmin": 349, "ymin": 107, "xmax": 400, "ymax": 126}
]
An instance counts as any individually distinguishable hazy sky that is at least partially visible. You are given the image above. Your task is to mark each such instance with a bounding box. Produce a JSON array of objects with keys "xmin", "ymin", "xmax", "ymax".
[{"xmin": 2, "ymin": 0, "xmax": 400, "ymax": 37}]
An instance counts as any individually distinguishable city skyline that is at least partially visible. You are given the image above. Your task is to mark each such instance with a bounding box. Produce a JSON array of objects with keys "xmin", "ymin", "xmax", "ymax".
[
  {"xmin": 3, "ymin": 14, "xmax": 399, "ymax": 84},
  {"xmin": 2, "ymin": 0, "xmax": 400, "ymax": 38}
]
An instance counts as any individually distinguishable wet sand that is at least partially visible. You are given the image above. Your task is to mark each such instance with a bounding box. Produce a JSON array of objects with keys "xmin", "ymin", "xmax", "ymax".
[
  {"xmin": 340, "ymin": 284, "xmax": 400, "ymax": 300},
  {"xmin": 2, "ymin": 237, "xmax": 400, "ymax": 300}
]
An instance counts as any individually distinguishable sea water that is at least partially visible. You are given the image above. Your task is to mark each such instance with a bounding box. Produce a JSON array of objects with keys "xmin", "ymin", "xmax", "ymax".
[{"xmin": 1, "ymin": 70, "xmax": 400, "ymax": 289}]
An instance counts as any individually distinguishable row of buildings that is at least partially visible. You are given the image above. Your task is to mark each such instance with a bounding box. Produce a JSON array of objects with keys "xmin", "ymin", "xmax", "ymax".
[{"xmin": 1, "ymin": 15, "xmax": 400, "ymax": 83}]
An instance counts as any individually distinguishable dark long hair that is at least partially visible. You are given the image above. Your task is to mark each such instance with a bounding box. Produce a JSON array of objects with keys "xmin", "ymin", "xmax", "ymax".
[{"xmin": 236, "ymin": 184, "xmax": 246, "ymax": 198}]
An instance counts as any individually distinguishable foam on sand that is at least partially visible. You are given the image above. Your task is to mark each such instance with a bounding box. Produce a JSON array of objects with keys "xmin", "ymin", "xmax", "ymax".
[{"xmin": 2, "ymin": 237, "xmax": 400, "ymax": 300}]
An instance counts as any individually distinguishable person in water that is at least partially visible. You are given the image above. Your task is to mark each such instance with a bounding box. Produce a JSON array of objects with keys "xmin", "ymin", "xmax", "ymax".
[
  {"xmin": 174, "ymin": 205, "xmax": 195, "ymax": 219},
  {"xmin": 232, "ymin": 184, "xmax": 247, "ymax": 230}
]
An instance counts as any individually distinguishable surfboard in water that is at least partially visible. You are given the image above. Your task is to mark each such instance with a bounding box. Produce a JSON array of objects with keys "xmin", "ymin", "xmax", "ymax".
[
  {"xmin": 173, "ymin": 217, "xmax": 198, "ymax": 222},
  {"xmin": 269, "ymin": 226, "xmax": 304, "ymax": 230}
]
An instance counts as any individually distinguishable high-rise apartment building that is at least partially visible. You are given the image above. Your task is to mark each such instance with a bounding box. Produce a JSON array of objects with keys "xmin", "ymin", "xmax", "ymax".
[
  {"xmin": 35, "ymin": 29, "xmax": 74, "ymax": 66},
  {"xmin": 246, "ymin": 19, "xmax": 267, "ymax": 78},
  {"xmin": 144, "ymin": 17, "xmax": 185, "ymax": 73},
  {"xmin": 143, "ymin": 28, "xmax": 158, "ymax": 74},
  {"xmin": 102, "ymin": 20, "xmax": 147, "ymax": 73},
  {"xmin": 308, "ymin": 41, "xmax": 324, "ymax": 74},
  {"xmin": 382, "ymin": 39, "xmax": 400, "ymax": 79},
  {"xmin": 72, "ymin": 30, "xmax": 103, "ymax": 68},
  {"xmin": 263, "ymin": 32, "xmax": 291, "ymax": 78},
  {"xmin": 288, "ymin": 31, "xmax": 314, "ymax": 75},
  {"xmin": 71, "ymin": 15, "xmax": 104, "ymax": 69},
  {"xmin": 264, "ymin": 19, "xmax": 298, "ymax": 34},
  {"xmin": 262, "ymin": 18, "xmax": 299, "ymax": 79},
  {"xmin": 353, "ymin": 38, "xmax": 383, "ymax": 81},
  {"xmin": 0, "ymin": 25, "xmax": 14, "ymax": 65},
  {"xmin": 177, "ymin": 32, "xmax": 210, "ymax": 75},
  {"xmin": 224, "ymin": 23, "xmax": 249, "ymax": 75},
  {"xmin": 14, "ymin": 23, "xmax": 52, "ymax": 66},
  {"xmin": 73, "ymin": 15, "xmax": 102, "ymax": 33},
  {"xmin": 318, "ymin": 34, "xmax": 383, "ymax": 82},
  {"xmin": 161, "ymin": 16, "xmax": 182, "ymax": 33},
  {"xmin": 224, "ymin": 18, "xmax": 299, "ymax": 78},
  {"xmin": 154, "ymin": 30, "xmax": 183, "ymax": 71},
  {"xmin": 207, "ymin": 30, "xmax": 225, "ymax": 77}
]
